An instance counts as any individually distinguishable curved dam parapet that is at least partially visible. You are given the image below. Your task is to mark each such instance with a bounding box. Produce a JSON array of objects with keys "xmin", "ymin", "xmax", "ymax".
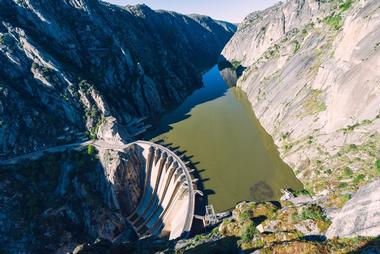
[{"xmin": 125, "ymin": 141, "xmax": 195, "ymax": 240}]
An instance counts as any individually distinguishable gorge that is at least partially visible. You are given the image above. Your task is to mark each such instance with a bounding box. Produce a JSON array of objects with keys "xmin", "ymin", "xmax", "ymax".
[
  {"xmin": 1, "ymin": 0, "xmax": 380, "ymax": 253},
  {"xmin": 145, "ymin": 65, "xmax": 302, "ymax": 212}
]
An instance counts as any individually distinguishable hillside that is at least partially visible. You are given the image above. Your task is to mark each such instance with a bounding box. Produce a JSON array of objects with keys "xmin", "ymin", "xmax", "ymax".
[
  {"xmin": 0, "ymin": 0, "xmax": 235, "ymax": 159},
  {"xmin": 221, "ymin": 0, "xmax": 380, "ymax": 205}
]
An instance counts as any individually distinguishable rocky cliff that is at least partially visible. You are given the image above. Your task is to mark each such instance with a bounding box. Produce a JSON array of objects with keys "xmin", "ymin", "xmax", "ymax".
[
  {"xmin": 221, "ymin": 0, "xmax": 380, "ymax": 200},
  {"xmin": 0, "ymin": 0, "xmax": 235, "ymax": 159},
  {"xmin": 0, "ymin": 145, "xmax": 149, "ymax": 254}
]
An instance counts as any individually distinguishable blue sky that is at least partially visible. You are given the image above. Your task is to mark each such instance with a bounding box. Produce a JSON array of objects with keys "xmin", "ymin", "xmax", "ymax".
[{"xmin": 104, "ymin": 0, "xmax": 280, "ymax": 23}]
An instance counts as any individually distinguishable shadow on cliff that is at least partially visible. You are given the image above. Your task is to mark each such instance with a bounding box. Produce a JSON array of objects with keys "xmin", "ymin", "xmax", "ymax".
[
  {"xmin": 348, "ymin": 236, "xmax": 380, "ymax": 253},
  {"xmin": 182, "ymin": 236, "xmax": 240, "ymax": 254},
  {"xmin": 144, "ymin": 65, "xmax": 229, "ymax": 139}
]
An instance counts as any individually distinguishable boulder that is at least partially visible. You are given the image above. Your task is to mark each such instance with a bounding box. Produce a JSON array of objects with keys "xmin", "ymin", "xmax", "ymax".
[{"xmin": 326, "ymin": 179, "xmax": 380, "ymax": 238}]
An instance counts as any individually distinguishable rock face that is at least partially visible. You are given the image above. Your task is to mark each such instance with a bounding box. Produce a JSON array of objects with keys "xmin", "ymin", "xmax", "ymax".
[
  {"xmin": 0, "ymin": 0, "xmax": 235, "ymax": 159},
  {"xmin": 221, "ymin": 0, "xmax": 380, "ymax": 194},
  {"xmin": 99, "ymin": 147, "xmax": 146, "ymax": 217},
  {"xmin": 326, "ymin": 179, "xmax": 380, "ymax": 238},
  {"xmin": 0, "ymin": 146, "xmax": 151, "ymax": 254}
]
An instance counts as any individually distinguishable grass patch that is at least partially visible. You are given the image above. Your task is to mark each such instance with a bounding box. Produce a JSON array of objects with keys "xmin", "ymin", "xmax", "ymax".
[
  {"xmin": 292, "ymin": 205, "xmax": 331, "ymax": 232},
  {"xmin": 340, "ymin": 193, "xmax": 352, "ymax": 205},
  {"xmin": 353, "ymin": 174, "xmax": 365, "ymax": 185},
  {"xmin": 342, "ymin": 167, "xmax": 353, "ymax": 177},
  {"xmin": 342, "ymin": 119, "xmax": 373, "ymax": 134},
  {"xmin": 302, "ymin": 89, "xmax": 327, "ymax": 116},
  {"xmin": 324, "ymin": 14, "xmax": 343, "ymax": 31},
  {"xmin": 299, "ymin": 205, "xmax": 325, "ymax": 221},
  {"xmin": 241, "ymin": 221, "xmax": 259, "ymax": 243},
  {"xmin": 292, "ymin": 205, "xmax": 326, "ymax": 223},
  {"xmin": 339, "ymin": 0, "xmax": 353, "ymax": 12}
]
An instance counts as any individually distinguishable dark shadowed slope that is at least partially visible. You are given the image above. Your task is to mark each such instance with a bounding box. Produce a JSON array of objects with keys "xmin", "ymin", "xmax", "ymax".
[{"xmin": 0, "ymin": 0, "xmax": 235, "ymax": 159}]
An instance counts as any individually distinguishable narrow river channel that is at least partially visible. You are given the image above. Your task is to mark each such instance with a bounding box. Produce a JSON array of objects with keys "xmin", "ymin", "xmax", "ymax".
[{"xmin": 145, "ymin": 65, "xmax": 302, "ymax": 212}]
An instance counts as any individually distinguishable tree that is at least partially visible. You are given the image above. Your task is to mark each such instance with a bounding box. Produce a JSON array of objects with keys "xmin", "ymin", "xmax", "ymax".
[{"xmin": 87, "ymin": 144, "xmax": 95, "ymax": 156}]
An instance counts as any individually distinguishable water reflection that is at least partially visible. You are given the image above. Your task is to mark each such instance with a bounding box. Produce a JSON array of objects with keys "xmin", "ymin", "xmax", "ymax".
[
  {"xmin": 145, "ymin": 66, "xmax": 228, "ymax": 139},
  {"xmin": 218, "ymin": 56, "xmax": 246, "ymax": 87},
  {"xmin": 250, "ymin": 181, "xmax": 274, "ymax": 201}
]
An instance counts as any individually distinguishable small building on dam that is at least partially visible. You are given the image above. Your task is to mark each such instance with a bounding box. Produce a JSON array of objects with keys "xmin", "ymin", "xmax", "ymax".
[{"xmin": 123, "ymin": 141, "xmax": 196, "ymax": 240}]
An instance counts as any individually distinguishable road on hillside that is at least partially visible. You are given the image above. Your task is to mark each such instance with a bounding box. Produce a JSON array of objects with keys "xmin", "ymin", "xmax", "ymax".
[{"xmin": 0, "ymin": 140, "xmax": 129, "ymax": 166}]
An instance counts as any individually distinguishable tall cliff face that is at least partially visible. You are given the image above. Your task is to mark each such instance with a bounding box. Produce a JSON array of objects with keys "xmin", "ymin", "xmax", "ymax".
[
  {"xmin": 221, "ymin": 0, "xmax": 380, "ymax": 195},
  {"xmin": 0, "ymin": 0, "xmax": 235, "ymax": 159}
]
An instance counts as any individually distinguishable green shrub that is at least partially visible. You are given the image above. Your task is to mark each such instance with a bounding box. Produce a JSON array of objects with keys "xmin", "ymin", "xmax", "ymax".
[
  {"xmin": 42, "ymin": 66, "xmax": 51, "ymax": 74},
  {"xmin": 193, "ymin": 234, "xmax": 204, "ymax": 242},
  {"xmin": 87, "ymin": 144, "xmax": 95, "ymax": 156},
  {"xmin": 301, "ymin": 205, "xmax": 325, "ymax": 221},
  {"xmin": 324, "ymin": 14, "xmax": 343, "ymax": 31},
  {"xmin": 338, "ymin": 182, "xmax": 348, "ymax": 188},
  {"xmin": 339, "ymin": 0, "xmax": 353, "ymax": 11},
  {"xmin": 241, "ymin": 221, "xmax": 258, "ymax": 243},
  {"xmin": 281, "ymin": 132, "xmax": 290, "ymax": 140},
  {"xmin": 292, "ymin": 40, "xmax": 301, "ymax": 54},
  {"xmin": 353, "ymin": 174, "xmax": 365, "ymax": 185},
  {"xmin": 343, "ymin": 167, "xmax": 353, "ymax": 177},
  {"xmin": 240, "ymin": 210, "xmax": 251, "ymax": 221},
  {"xmin": 284, "ymin": 143, "xmax": 293, "ymax": 151},
  {"xmin": 343, "ymin": 123, "xmax": 360, "ymax": 133},
  {"xmin": 268, "ymin": 44, "xmax": 280, "ymax": 58},
  {"xmin": 376, "ymin": 160, "xmax": 380, "ymax": 174},
  {"xmin": 293, "ymin": 189, "xmax": 311, "ymax": 196},
  {"xmin": 79, "ymin": 80, "xmax": 90, "ymax": 91},
  {"xmin": 89, "ymin": 105, "xmax": 99, "ymax": 118},
  {"xmin": 230, "ymin": 60, "xmax": 241, "ymax": 70},
  {"xmin": 349, "ymin": 144, "xmax": 358, "ymax": 150},
  {"xmin": 340, "ymin": 193, "xmax": 352, "ymax": 204}
]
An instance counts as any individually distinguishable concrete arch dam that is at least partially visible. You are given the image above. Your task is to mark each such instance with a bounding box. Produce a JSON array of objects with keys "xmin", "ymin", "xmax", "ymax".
[{"xmin": 125, "ymin": 141, "xmax": 195, "ymax": 240}]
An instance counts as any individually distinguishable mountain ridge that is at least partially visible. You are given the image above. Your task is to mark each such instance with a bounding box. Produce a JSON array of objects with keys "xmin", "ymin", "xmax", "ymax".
[{"xmin": 0, "ymin": 0, "xmax": 235, "ymax": 159}]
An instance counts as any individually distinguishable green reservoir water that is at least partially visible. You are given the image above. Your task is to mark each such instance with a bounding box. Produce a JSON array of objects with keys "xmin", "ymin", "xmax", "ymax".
[{"xmin": 145, "ymin": 66, "xmax": 302, "ymax": 212}]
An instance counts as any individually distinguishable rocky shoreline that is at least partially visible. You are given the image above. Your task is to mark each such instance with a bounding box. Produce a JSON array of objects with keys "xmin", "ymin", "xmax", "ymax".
[{"xmin": 220, "ymin": 0, "xmax": 380, "ymax": 239}]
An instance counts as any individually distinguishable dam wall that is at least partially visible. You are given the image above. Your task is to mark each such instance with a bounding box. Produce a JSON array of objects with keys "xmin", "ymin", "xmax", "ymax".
[{"xmin": 125, "ymin": 141, "xmax": 195, "ymax": 240}]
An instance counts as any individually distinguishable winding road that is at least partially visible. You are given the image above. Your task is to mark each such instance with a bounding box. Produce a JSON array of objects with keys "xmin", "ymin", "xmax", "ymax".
[{"xmin": 0, "ymin": 139, "xmax": 129, "ymax": 166}]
